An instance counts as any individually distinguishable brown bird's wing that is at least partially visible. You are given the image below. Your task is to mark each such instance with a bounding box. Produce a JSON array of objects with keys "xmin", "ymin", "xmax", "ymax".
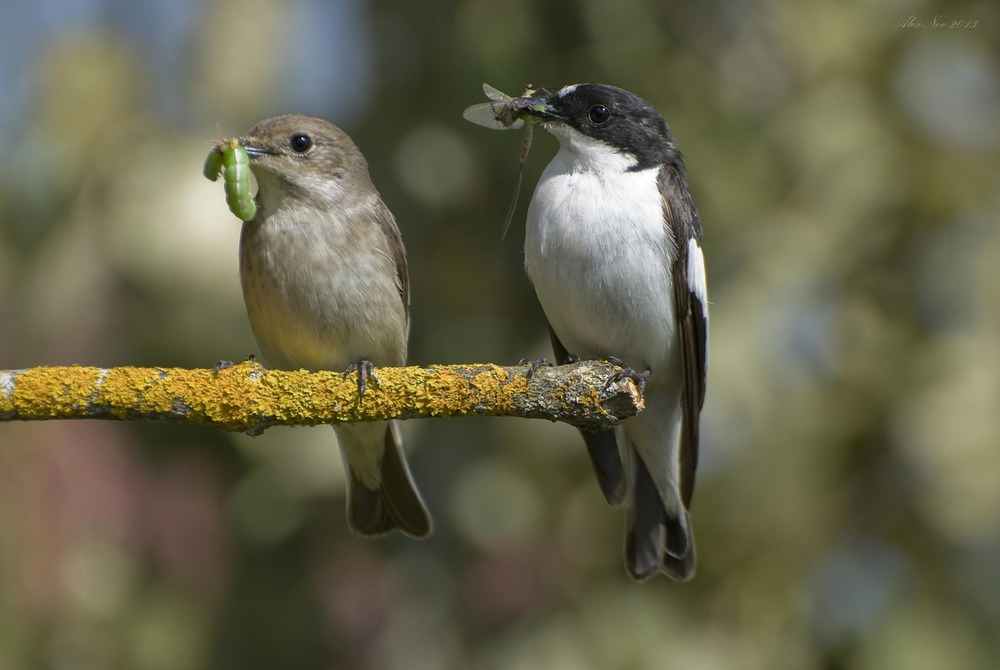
[{"xmin": 372, "ymin": 196, "xmax": 410, "ymax": 321}]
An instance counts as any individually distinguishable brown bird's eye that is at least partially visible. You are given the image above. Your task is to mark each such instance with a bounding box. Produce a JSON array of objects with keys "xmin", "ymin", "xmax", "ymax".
[
  {"xmin": 290, "ymin": 133, "xmax": 312, "ymax": 152},
  {"xmin": 589, "ymin": 105, "xmax": 611, "ymax": 124}
]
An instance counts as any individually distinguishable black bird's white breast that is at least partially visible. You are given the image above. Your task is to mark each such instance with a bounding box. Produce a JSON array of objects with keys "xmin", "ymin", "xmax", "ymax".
[{"xmin": 524, "ymin": 132, "xmax": 679, "ymax": 374}]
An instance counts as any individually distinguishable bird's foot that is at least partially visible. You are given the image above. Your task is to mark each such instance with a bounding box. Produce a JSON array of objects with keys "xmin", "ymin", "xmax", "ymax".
[
  {"xmin": 518, "ymin": 357, "xmax": 552, "ymax": 379},
  {"xmin": 560, "ymin": 353, "xmax": 581, "ymax": 365},
  {"xmin": 343, "ymin": 359, "xmax": 379, "ymax": 398},
  {"xmin": 604, "ymin": 358, "xmax": 651, "ymax": 394},
  {"xmin": 215, "ymin": 353, "xmax": 258, "ymax": 373}
]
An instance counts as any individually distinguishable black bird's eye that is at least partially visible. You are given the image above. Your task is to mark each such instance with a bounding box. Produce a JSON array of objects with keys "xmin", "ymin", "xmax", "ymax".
[
  {"xmin": 290, "ymin": 133, "xmax": 313, "ymax": 152},
  {"xmin": 589, "ymin": 105, "xmax": 611, "ymax": 124}
]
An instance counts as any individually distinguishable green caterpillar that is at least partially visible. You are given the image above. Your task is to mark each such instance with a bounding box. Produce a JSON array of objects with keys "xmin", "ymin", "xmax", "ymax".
[{"xmin": 203, "ymin": 138, "xmax": 257, "ymax": 222}]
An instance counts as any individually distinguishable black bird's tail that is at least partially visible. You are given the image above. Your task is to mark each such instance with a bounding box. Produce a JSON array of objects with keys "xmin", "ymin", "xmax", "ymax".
[{"xmin": 624, "ymin": 444, "xmax": 696, "ymax": 581}]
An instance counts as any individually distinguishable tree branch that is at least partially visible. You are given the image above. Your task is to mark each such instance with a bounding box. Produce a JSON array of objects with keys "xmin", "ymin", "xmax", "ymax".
[{"xmin": 0, "ymin": 360, "xmax": 644, "ymax": 435}]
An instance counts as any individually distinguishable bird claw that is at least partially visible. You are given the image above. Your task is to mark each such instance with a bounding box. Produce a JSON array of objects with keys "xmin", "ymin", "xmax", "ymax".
[
  {"xmin": 343, "ymin": 359, "xmax": 379, "ymax": 398},
  {"xmin": 215, "ymin": 353, "xmax": 258, "ymax": 373},
  {"xmin": 518, "ymin": 357, "xmax": 552, "ymax": 379},
  {"xmin": 604, "ymin": 358, "xmax": 651, "ymax": 394}
]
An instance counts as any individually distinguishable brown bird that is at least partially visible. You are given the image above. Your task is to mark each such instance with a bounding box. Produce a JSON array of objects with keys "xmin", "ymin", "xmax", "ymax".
[{"xmin": 236, "ymin": 114, "xmax": 430, "ymax": 538}]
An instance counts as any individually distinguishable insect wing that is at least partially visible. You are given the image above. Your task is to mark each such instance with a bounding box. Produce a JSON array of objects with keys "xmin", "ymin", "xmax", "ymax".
[
  {"xmin": 463, "ymin": 83, "xmax": 525, "ymax": 130},
  {"xmin": 463, "ymin": 102, "xmax": 524, "ymax": 130},
  {"xmin": 482, "ymin": 82, "xmax": 511, "ymax": 103}
]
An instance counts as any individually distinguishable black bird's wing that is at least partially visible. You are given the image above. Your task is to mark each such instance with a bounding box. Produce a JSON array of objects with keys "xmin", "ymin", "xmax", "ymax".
[
  {"xmin": 549, "ymin": 325, "xmax": 626, "ymax": 507},
  {"xmin": 626, "ymin": 165, "xmax": 707, "ymax": 582},
  {"xmin": 659, "ymin": 167, "xmax": 708, "ymax": 508}
]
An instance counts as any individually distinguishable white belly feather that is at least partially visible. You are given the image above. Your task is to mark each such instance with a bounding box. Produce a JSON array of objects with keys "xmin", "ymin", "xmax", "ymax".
[{"xmin": 525, "ymin": 151, "xmax": 677, "ymax": 374}]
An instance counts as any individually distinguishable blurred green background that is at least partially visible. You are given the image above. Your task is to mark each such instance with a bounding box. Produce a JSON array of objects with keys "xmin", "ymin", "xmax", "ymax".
[{"xmin": 2, "ymin": 0, "xmax": 999, "ymax": 668}]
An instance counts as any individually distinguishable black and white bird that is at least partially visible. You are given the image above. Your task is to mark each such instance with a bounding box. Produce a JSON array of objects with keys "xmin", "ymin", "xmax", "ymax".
[{"xmin": 513, "ymin": 84, "xmax": 708, "ymax": 581}]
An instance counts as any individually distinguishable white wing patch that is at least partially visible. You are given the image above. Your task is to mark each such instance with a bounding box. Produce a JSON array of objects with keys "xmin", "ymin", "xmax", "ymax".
[{"xmin": 686, "ymin": 237, "xmax": 708, "ymax": 310}]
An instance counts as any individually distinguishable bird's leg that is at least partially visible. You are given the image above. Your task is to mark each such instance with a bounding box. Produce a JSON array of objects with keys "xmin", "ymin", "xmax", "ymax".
[{"xmin": 343, "ymin": 359, "xmax": 379, "ymax": 398}]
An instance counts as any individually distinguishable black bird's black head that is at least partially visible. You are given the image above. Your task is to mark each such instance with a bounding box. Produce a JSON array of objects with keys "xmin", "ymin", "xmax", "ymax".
[{"xmin": 513, "ymin": 84, "xmax": 682, "ymax": 171}]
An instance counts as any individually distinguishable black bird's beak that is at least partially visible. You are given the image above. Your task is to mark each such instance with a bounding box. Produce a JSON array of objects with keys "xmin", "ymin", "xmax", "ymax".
[{"xmin": 506, "ymin": 95, "xmax": 563, "ymax": 124}]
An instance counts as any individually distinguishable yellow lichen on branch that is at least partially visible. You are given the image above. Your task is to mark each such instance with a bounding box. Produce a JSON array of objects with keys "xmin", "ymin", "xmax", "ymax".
[{"xmin": 0, "ymin": 360, "xmax": 644, "ymax": 435}]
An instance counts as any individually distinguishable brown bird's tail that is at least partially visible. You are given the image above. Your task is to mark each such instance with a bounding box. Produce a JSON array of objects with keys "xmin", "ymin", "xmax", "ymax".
[{"xmin": 335, "ymin": 421, "xmax": 432, "ymax": 538}]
